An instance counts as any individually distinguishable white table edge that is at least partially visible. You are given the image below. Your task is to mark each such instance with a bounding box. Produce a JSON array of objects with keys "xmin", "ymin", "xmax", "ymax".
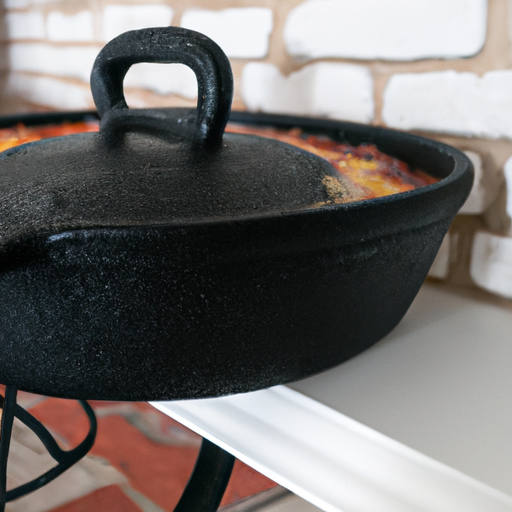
[{"xmin": 151, "ymin": 385, "xmax": 512, "ymax": 512}]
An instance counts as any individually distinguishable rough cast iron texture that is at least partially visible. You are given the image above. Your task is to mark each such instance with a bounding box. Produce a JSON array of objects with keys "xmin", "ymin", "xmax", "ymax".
[
  {"xmin": 0, "ymin": 28, "xmax": 473, "ymax": 400},
  {"xmin": 0, "ymin": 120, "xmax": 472, "ymax": 400}
]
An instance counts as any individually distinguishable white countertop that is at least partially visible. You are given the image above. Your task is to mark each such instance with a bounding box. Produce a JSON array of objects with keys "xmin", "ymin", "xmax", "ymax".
[{"xmin": 152, "ymin": 282, "xmax": 512, "ymax": 512}]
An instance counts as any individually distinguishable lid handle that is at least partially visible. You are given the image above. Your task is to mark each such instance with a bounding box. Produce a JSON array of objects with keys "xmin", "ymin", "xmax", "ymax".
[{"xmin": 90, "ymin": 27, "xmax": 233, "ymax": 150}]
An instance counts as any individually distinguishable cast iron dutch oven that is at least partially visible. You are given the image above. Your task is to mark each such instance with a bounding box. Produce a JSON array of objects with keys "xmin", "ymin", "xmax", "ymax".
[{"xmin": 0, "ymin": 27, "xmax": 473, "ymax": 401}]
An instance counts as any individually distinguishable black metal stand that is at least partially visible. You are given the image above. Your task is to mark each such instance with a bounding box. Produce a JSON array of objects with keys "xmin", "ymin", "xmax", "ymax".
[
  {"xmin": 0, "ymin": 389, "xmax": 235, "ymax": 512},
  {"xmin": 0, "ymin": 386, "xmax": 16, "ymax": 510},
  {"xmin": 0, "ymin": 386, "xmax": 97, "ymax": 512},
  {"xmin": 175, "ymin": 438, "xmax": 235, "ymax": 512}
]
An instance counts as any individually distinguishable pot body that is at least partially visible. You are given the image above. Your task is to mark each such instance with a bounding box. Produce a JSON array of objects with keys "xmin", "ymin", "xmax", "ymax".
[{"xmin": 0, "ymin": 111, "xmax": 473, "ymax": 400}]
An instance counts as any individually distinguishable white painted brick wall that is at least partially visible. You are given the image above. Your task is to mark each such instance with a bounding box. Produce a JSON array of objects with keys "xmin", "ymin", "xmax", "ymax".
[
  {"xmin": 5, "ymin": 11, "xmax": 45, "ymax": 40},
  {"xmin": 102, "ymin": 4, "xmax": 174, "ymax": 42},
  {"xmin": 124, "ymin": 63, "xmax": 197, "ymax": 98},
  {"xmin": 47, "ymin": 11, "xmax": 94, "ymax": 42},
  {"xmin": 284, "ymin": 0, "xmax": 487, "ymax": 61},
  {"xmin": 241, "ymin": 62, "xmax": 374, "ymax": 123},
  {"xmin": 9, "ymin": 44, "xmax": 99, "ymax": 83},
  {"xmin": 471, "ymin": 231, "xmax": 512, "ymax": 298},
  {"xmin": 459, "ymin": 151, "xmax": 503, "ymax": 215},
  {"xmin": 383, "ymin": 70, "xmax": 512, "ymax": 139},
  {"xmin": 181, "ymin": 8, "xmax": 273, "ymax": 59},
  {"xmin": 6, "ymin": 74, "xmax": 93, "ymax": 110}
]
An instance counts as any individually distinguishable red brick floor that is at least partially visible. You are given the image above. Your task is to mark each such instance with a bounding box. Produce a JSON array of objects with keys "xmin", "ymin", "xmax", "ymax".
[
  {"xmin": 50, "ymin": 485, "xmax": 144, "ymax": 512},
  {"xmin": 2, "ymin": 390, "xmax": 277, "ymax": 511}
]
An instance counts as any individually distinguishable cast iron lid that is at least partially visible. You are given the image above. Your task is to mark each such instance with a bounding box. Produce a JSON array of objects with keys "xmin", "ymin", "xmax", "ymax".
[{"xmin": 0, "ymin": 27, "xmax": 336, "ymax": 247}]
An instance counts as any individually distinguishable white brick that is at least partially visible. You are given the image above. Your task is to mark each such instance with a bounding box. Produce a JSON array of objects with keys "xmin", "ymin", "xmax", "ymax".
[
  {"xmin": 459, "ymin": 151, "xmax": 503, "ymax": 214},
  {"xmin": 428, "ymin": 234, "xmax": 451, "ymax": 280},
  {"xmin": 181, "ymin": 8, "xmax": 272, "ymax": 59},
  {"xmin": 5, "ymin": 12, "xmax": 45, "ymax": 40},
  {"xmin": 284, "ymin": 0, "xmax": 487, "ymax": 61},
  {"xmin": 482, "ymin": 152, "xmax": 512, "ymax": 237},
  {"xmin": 124, "ymin": 63, "xmax": 197, "ymax": 98},
  {"xmin": 383, "ymin": 70, "xmax": 512, "ymax": 139},
  {"xmin": 7, "ymin": 74, "xmax": 94, "ymax": 110},
  {"xmin": 8, "ymin": 44, "xmax": 99, "ymax": 83},
  {"xmin": 47, "ymin": 11, "xmax": 94, "ymax": 42},
  {"xmin": 5, "ymin": 0, "xmax": 54, "ymax": 7},
  {"xmin": 470, "ymin": 231, "xmax": 512, "ymax": 298},
  {"xmin": 503, "ymin": 157, "xmax": 512, "ymax": 220},
  {"xmin": 241, "ymin": 62, "xmax": 374, "ymax": 123},
  {"xmin": 486, "ymin": 155, "xmax": 512, "ymax": 235},
  {"xmin": 102, "ymin": 5, "xmax": 174, "ymax": 42}
]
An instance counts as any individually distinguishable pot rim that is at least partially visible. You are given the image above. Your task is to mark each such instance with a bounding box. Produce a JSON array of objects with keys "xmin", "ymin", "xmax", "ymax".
[{"xmin": 0, "ymin": 109, "xmax": 472, "ymax": 251}]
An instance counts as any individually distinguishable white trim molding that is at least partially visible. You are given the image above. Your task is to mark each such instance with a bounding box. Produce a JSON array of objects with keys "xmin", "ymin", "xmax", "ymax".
[{"xmin": 153, "ymin": 386, "xmax": 512, "ymax": 512}]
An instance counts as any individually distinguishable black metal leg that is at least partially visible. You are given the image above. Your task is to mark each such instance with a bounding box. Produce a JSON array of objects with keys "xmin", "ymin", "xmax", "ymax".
[
  {"xmin": 0, "ymin": 386, "xmax": 17, "ymax": 512},
  {"xmin": 0, "ymin": 392, "xmax": 97, "ymax": 507},
  {"xmin": 6, "ymin": 400, "xmax": 97, "ymax": 501},
  {"xmin": 174, "ymin": 438, "xmax": 235, "ymax": 512},
  {"xmin": 0, "ymin": 393, "xmax": 234, "ymax": 512}
]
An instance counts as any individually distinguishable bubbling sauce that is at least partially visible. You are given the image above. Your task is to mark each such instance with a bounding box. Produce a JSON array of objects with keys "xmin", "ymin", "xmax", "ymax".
[{"xmin": 227, "ymin": 124, "xmax": 439, "ymax": 204}]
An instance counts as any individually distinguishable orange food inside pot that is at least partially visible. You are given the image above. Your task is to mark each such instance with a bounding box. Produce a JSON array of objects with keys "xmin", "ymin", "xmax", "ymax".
[
  {"xmin": 227, "ymin": 124, "xmax": 439, "ymax": 203},
  {"xmin": 0, "ymin": 120, "xmax": 438, "ymax": 204},
  {"xmin": 0, "ymin": 121, "xmax": 99, "ymax": 153}
]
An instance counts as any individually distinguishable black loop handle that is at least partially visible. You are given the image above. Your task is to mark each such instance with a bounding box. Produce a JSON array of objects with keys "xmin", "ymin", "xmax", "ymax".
[{"xmin": 90, "ymin": 27, "xmax": 233, "ymax": 149}]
